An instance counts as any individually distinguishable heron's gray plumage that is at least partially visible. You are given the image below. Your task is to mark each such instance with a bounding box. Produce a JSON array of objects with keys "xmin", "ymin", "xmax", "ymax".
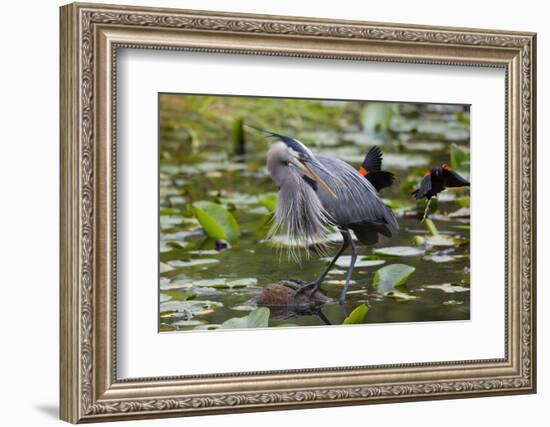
[
  {"xmin": 312, "ymin": 155, "xmax": 399, "ymax": 241},
  {"xmin": 265, "ymin": 140, "xmax": 398, "ymax": 251},
  {"xmin": 266, "ymin": 142, "xmax": 334, "ymax": 256},
  {"xmin": 261, "ymin": 128, "xmax": 399, "ymax": 303}
]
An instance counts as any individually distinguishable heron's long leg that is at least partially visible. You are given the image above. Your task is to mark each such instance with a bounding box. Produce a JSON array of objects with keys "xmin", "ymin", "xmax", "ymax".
[
  {"xmin": 315, "ymin": 308, "xmax": 332, "ymax": 326},
  {"xmin": 339, "ymin": 231, "xmax": 357, "ymax": 305},
  {"xmin": 296, "ymin": 229, "xmax": 350, "ymax": 295}
]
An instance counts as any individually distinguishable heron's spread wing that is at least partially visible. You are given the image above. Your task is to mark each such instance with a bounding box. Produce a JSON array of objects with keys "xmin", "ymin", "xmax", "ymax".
[
  {"xmin": 443, "ymin": 169, "xmax": 470, "ymax": 188},
  {"xmin": 311, "ymin": 155, "xmax": 399, "ymax": 235},
  {"xmin": 412, "ymin": 175, "xmax": 432, "ymax": 200}
]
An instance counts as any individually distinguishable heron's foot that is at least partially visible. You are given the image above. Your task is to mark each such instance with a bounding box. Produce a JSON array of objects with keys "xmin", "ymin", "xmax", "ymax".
[{"xmin": 294, "ymin": 280, "xmax": 323, "ymax": 297}]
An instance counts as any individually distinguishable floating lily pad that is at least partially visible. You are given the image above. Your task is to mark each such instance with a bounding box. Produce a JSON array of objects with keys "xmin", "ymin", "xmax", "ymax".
[
  {"xmin": 231, "ymin": 305, "xmax": 256, "ymax": 312},
  {"xmin": 443, "ymin": 300, "xmax": 465, "ymax": 306},
  {"xmin": 219, "ymin": 307, "xmax": 270, "ymax": 329},
  {"xmin": 343, "ymin": 304, "xmax": 369, "ymax": 324},
  {"xmin": 172, "ymin": 319, "xmax": 206, "ymax": 327},
  {"xmin": 449, "ymin": 207, "xmax": 471, "ymax": 218},
  {"xmin": 160, "ymin": 215, "xmax": 185, "ymax": 226},
  {"xmin": 381, "ymin": 153, "xmax": 430, "ymax": 169},
  {"xmin": 325, "ymin": 279, "xmax": 357, "ymax": 286},
  {"xmin": 192, "ymin": 201, "xmax": 240, "ymax": 241},
  {"xmin": 161, "ymin": 289, "xmax": 196, "ymax": 301},
  {"xmin": 386, "ymin": 290, "xmax": 418, "ymax": 301},
  {"xmin": 185, "ymin": 250, "xmax": 219, "ymax": 255},
  {"xmin": 423, "ymin": 254, "xmax": 463, "ymax": 263},
  {"xmin": 160, "ymin": 262, "xmax": 174, "ymax": 273},
  {"xmin": 325, "ymin": 256, "xmax": 386, "ymax": 268},
  {"xmin": 160, "ymin": 300, "xmax": 223, "ymax": 317},
  {"xmin": 373, "ymin": 264, "xmax": 416, "ymax": 294},
  {"xmin": 374, "ymin": 246, "xmax": 425, "ymax": 257},
  {"xmin": 423, "ymin": 283, "xmax": 470, "ymax": 293},
  {"xmin": 406, "ymin": 141, "xmax": 446, "ymax": 152},
  {"xmin": 219, "ymin": 192, "xmax": 260, "ymax": 207},
  {"xmin": 159, "ymin": 294, "xmax": 172, "ymax": 303},
  {"xmin": 424, "ymin": 235, "xmax": 459, "ymax": 247},
  {"xmin": 167, "ymin": 258, "xmax": 219, "ymax": 268},
  {"xmin": 228, "ymin": 278, "xmax": 258, "ymax": 287}
]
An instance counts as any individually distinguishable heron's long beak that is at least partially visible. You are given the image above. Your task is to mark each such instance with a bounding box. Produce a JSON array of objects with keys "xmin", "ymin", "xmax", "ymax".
[{"xmin": 289, "ymin": 156, "xmax": 338, "ymax": 199}]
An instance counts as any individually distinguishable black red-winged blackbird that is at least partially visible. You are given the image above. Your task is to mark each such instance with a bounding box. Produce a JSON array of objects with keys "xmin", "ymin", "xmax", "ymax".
[
  {"xmin": 412, "ymin": 164, "xmax": 470, "ymax": 222},
  {"xmin": 358, "ymin": 146, "xmax": 395, "ymax": 192},
  {"xmin": 412, "ymin": 164, "xmax": 470, "ymax": 200}
]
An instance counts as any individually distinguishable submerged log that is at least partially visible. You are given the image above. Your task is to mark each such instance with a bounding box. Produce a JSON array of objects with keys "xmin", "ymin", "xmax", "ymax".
[{"xmin": 255, "ymin": 280, "xmax": 331, "ymax": 321}]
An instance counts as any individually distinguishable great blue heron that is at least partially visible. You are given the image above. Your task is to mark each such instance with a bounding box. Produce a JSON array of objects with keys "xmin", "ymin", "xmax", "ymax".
[
  {"xmin": 253, "ymin": 127, "xmax": 399, "ymax": 305},
  {"xmin": 412, "ymin": 164, "xmax": 470, "ymax": 221}
]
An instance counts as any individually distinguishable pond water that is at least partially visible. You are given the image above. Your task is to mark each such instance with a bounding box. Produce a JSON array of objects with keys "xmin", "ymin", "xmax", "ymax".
[{"xmin": 158, "ymin": 97, "xmax": 470, "ymax": 332}]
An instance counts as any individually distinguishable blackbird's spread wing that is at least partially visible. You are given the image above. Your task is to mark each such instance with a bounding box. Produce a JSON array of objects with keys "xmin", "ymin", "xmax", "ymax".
[
  {"xmin": 412, "ymin": 175, "xmax": 432, "ymax": 200},
  {"xmin": 367, "ymin": 171, "xmax": 395, "ymax": 192},
  {"xmin": 360, "ymin": 146, "xmax": 395, "ymax": 192},
  {"xmin": 362, "ymin": 146, "xmax": 383, "ymax": 172},
  {"xmin": 443, "ymin": 169, "xmax": 470, "ymax": 188}
]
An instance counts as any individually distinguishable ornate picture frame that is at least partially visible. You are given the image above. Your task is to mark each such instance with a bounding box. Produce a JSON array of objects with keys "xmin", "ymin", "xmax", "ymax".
[{"xmin": 60, "ymin": 2, "xmax": 536, "ymax": 423}]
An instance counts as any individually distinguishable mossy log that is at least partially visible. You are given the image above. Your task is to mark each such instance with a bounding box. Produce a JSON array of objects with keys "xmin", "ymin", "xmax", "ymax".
[{"xmin": 256, "ymin": 280, "xmax": 331, "ymax": 310}]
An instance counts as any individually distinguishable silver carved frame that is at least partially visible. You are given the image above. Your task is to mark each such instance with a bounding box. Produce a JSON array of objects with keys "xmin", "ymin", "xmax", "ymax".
[{"xmin": 60, "ymin": 2, "xmax": 537, "ymax": 423}]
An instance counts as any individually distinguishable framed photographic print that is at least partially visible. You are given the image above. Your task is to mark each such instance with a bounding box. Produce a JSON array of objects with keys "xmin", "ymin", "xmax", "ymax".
[{"xmin": 60, "ymin": 2, "xmax": 537, "ymax": 423}]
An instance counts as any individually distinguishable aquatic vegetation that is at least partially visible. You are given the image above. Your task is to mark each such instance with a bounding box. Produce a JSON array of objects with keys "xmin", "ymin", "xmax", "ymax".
[{"xmin": 343, "ymin": 304, "xmax": 369, "ymax": 324}]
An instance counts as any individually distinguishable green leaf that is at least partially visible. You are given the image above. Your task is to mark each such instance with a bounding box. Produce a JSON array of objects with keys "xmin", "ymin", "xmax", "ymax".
[
  {"xmin": 374, "ymin": 246, "xmax": 425, "ymax": 257},
  {"xmin": 259, "ymin": 193, "xmax": 277, "ymax": 212},
  {"xmin": 192, "ymin": 201, "xmax": 240, "ymax": 241},
  {"xmin": 361, "ymin": 103, "xmax": 396, "ymax": 133},
  {"xmin": 456, "ymin": 112, "xmax": 471, "ymax": 125},
  {"xmin": 450, "ymin": 143, "xmax": 470, "ymax": 170},
  {"xmin": 161, "ymin": 290, "xmax": 196, "ymax": 301},
  {"xmin": 343, "ymin": 304, "xmax": 369, "ymax": 324},
  {"xmin": 373, "ymin": 264, "xmax": 416, "ymax": 293},
  {"xmin": 219, "ymin": 307, "xmax": 270, "ymax": 329}
]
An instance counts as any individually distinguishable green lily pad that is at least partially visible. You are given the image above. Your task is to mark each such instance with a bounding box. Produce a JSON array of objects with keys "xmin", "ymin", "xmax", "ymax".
[
  {"xmin": 259, "ymin": 193, "xmax": 277, "ymax": 212},
  {"xmin": 160, "ymin": 300, "xmax": 223, "ymax": 317},
  {"xmin": 161, "ymin": 290, "xmax": 196, "ymax": 301},
  {"xmin": 192, "ymin": 201, "xmax": 240, "ymax": 241},
  {"xmin": 343, "ymin": 304, "xmax": 369, "ymax": 324},
  {"xmin": 219, "ymin": 307, "xmax": 270, "ymax": 329},
  {"xmin": 374, "ymin": 246, "xmax": 425, "ymax": 257},
  {"xmin": 373, "ymin": 264, "xmax": 416, "ymax": 293}
]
